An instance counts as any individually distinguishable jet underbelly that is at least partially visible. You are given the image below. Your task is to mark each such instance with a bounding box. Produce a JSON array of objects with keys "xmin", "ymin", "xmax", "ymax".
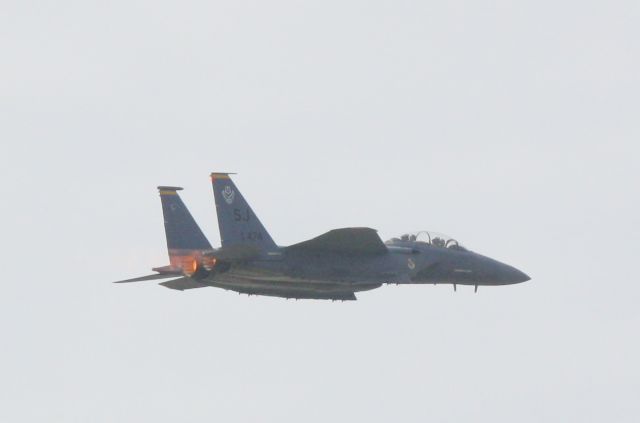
[
  {"xmin": 212, "ymin": 268, "xmax": 381, "ymax": 291},
  {"xmin": 207, "ymin": 273, "xmax": 378, "ymax": 301}
]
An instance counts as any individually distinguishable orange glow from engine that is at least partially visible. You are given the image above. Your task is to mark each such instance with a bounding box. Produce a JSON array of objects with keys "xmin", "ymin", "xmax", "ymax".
[{"xmin": 181, "ymin": 258, "xmax": 198, "ymax": 276}]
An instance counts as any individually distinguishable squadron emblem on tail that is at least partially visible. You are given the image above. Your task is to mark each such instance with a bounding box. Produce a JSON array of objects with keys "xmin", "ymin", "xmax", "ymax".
[{"xmin": 222, "ymin": 186, "xmax": 235, "ymax": 204}]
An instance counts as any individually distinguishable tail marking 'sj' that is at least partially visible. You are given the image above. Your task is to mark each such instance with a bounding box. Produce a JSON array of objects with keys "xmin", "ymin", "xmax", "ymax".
[{"xmin": 210, "ymin": 173, "xmax": 277, "ymax": 252}]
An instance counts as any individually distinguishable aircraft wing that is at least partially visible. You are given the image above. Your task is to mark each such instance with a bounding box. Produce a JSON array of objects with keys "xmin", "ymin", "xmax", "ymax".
[
  {"xmin": 158, "ymin": 277, "xmax": 209, "ymax": 291},
  {"xmin": 286, "ymin": 227, "xmax": 387, "ymax": 255}
]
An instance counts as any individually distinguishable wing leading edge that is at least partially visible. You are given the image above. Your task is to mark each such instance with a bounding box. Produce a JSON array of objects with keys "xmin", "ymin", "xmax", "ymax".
[{"xmin": 286, "ymin": 227, "xmax": 387, "ymax": 255}]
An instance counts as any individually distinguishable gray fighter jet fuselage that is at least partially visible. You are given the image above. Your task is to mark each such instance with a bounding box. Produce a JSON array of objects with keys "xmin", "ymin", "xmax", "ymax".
[{"xmin": 115, "ymin": 173, "xmax": 530, "ymax": 300}]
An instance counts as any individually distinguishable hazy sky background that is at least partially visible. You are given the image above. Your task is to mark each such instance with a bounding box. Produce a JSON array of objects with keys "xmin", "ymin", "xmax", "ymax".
[{"xmin": 1, "ymin": 1, "xmax": 638, "ymax": 421}]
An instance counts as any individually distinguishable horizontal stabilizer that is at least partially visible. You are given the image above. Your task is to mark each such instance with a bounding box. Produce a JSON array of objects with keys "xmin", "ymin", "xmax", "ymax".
[
  {"xmin": 151, "ymin": 265, "xmax": 182, "ymax": 274},
  {"xmin": 286, "ymin": 227, "xmax": 387, "ymax": 255},
  {"xmin": 159, "ymin": 277, "xmax": 209, "ymax": 291},
  {"xmin": 113, "ymin": 273, "xmax": 180, "ymax": 283}
]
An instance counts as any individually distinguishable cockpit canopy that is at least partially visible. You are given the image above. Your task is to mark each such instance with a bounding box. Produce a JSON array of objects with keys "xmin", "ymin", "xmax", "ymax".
[{"xmin": 386, "ymin": 231, "xmax": 467, "ymax": 251}]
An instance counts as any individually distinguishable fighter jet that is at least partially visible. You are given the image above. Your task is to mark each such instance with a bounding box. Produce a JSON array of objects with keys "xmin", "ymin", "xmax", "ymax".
[{"xmin": 114, "ymin": 173, "xmax": 530, "ymax": 300}]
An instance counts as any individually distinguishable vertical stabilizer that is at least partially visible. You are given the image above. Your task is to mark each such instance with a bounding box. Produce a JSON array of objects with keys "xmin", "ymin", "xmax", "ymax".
[
  {"xmin": 210, "ymin": 173, "xmax": 277, "ymax": 251},
  {"xmin": 158, "ymin": 186, "xmax": 213, "ymax": 272}
]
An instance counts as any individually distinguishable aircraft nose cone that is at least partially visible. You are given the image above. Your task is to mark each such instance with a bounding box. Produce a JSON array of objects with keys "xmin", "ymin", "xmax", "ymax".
[
  {"xmin": 511, "ymin": 268, "xmax": 531, "ymax": 283},
  {"xmin": 500, "ymin": 265, "xmax": 530, "ymax": 284},
  {"xmin": 480, "ymin": 257, "xmax": 531, "ymax": 285},
  {"xmin": 448, "ymin": 254, "xmax": 531, "ymax": 285}
]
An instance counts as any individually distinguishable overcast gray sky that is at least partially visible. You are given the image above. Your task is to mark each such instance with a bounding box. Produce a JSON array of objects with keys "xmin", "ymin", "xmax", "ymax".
[{"xmin": 1, "ymin": 0, "xmax": 639, "ymax": 422}]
